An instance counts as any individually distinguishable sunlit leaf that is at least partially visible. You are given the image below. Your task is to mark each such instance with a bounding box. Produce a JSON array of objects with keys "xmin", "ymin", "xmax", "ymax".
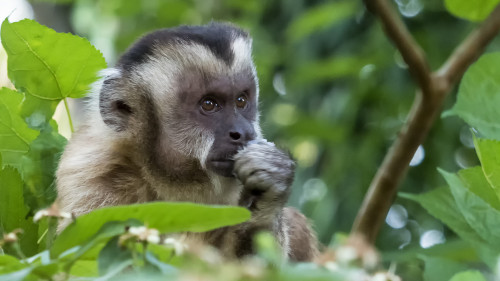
[
  {"xmin": 69, "ymin": 260, "xmax": 98, "ymax": 277},
  {"xmin": 443, "ymin": 53, "xmax": 500, "ymax": 140},
  {"xmin": 457, "ymin": 167, "xmax": 500, "ymax": 210},
  {"xmin": 52, "ymin": 202, "xmax": 250, "ymax": 257},
  {"xmin": 445, "ymin": 0, "xmax": 499, "ymax": 22},
  {"xmin": 1, "ymin": 18, "xmax": 106, "ymax": 123},
  {"xmin": 0, "ymin": 88, "xmax": 39, "ymax": 169},
  {"xmin": 448, "ymin": 270, "xmax": 487, "ymax": 281},
  {"xmin": 0, "ymin": 255, "xmax": 25, "ymax": 274},
  {"xmin": 473, "ymin": 137, "xmax": 500, "ymax": 202}
]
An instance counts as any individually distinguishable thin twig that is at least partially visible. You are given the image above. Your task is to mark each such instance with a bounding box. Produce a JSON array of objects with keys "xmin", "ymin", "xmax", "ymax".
[
  {"xmin": 364, "ymin": 0, "xmax": 431, "ymax": 95},
  {"xmin": 437, "ymin": 5, "xmax": 500, "ymax": 87},
  {"xmin": 351, "ymin": 1, "xmax": 500, "ymax": 244}
]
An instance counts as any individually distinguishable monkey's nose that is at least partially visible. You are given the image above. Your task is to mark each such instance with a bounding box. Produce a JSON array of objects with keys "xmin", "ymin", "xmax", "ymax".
[{"xmin": 229, "ymin": 131, "xmax": 241, "ymax": 140}]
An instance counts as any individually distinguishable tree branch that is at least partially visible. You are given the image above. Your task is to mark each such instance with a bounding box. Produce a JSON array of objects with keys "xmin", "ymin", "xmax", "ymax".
[
  {"xmin": 437, "ymin": 5, "xmax": 500, "ymax": 87},
  {"xmin": 364, "ymin": 0, "xmax": 431, "ymax": 95},
  {"xmin": 351, "ymin": 1, "xmax": 500, "ymax": 244}
]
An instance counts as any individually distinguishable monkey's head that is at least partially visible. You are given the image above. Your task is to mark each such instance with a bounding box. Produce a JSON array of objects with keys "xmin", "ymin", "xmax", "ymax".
[{"xmin": 97, "ymin": 23, "xmax": 261, "ymax": 179}]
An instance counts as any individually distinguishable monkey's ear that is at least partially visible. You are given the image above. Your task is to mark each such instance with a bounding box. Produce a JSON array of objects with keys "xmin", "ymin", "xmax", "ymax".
[{"xmin": 99, "ymin": 77, "xmax": 133, "ymax": 132}]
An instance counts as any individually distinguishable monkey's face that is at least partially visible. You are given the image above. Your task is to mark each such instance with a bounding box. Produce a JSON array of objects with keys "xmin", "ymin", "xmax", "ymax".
[
  {"xmin": 99, "ymin": 23, "xmax": 262, "ymax": 179},
  {"xmin": 157, "ymin": 58, "xmax": 259, "ymax": 178},
  {"xmin": 186, "ymin": 72, "xmax": 258, "ymax": 177}
]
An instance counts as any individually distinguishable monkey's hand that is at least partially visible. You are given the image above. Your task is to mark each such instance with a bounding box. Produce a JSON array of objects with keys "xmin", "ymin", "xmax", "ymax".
[{"xmin": 233, "ymin": 140, "xmax": 295, "ymax": 218}]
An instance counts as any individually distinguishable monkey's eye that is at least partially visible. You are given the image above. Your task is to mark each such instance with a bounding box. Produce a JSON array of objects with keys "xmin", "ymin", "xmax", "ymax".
[
  {"xmin": 201, "ymin": 98, "xmax": 219, "ymax": 112},
  {"xmin": 235, "ymin": 95, "xmax": 247, "ymax": 108}
]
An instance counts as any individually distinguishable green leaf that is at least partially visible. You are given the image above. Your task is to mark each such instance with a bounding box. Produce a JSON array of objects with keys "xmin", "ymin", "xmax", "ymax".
[
  {"xmin": 21, "ymin": 122, "xmax": 67, "ymax": 211},
  {"xmin": 29, "ymin": 263, "xmax": 58, "ymax": 280},
  {"xmin": 0, "ymin": 167, "xmax": 25, "ymax": 233},
  {"xmin": 20, "ymin": 97, "xmax": 60, "ymax": 130},
  {"xmin": 439, "ymin": 169, "xmax": 500, "ymax": 250},
  {"xmin": 445, "ymin": 0, "xmax": 500, "ymax": 22},
  {"xmin": 93, "ymin": 260, "xmax": 134, "ymax": 281},
  {"xmin": 0, "ymin": 267, "xmax": 33, "ymax": 281},
  {"xmin": 286, "ymin": 1, "xmax": 358, "ymax": 42},
  {"xmin": 0, "ymin": 255, "xmax": 25, "ymax": 274},
  {"xmin": 52, "ymin": 202, "xmax": 250, "ymax": 257},
  {"xmin": 69, "ymin": 260, "xmax": 98, "ymax": 277},
  {"xmin": 449, "ymin": 270, "xmax": 487, "ymax": 281},
  {"xmin": 443, "ymin": 53, "xmax": 500, "ymax": 140},
  {"xmin": 1, "ymin": 18, "xmax": 106, "ymax": 123},
  {"xmin": 144, "ymin": 251, "xmax": 177, "ymax": 276},
  {"xmin": 473, "ymin": 137, "xmax": 500, "ymax": 202},
  {"xmin": 420, "ymin": 256, "xmax": 468, "ymax": 281},
  {"xmin": 457, "ymin": 167, "xmax": 500, "ymax": 210},
  {"xmin": 56, "ymin": 219, "xmax": 140, "ymax": 261},
  {"xmin": 98, "ymin": 237, "xmax": 133, "ymax": 276},
  {"xmin": 0, "ymin": 167, "xmax": 38, "ymax": 256},
  {"xmin": 400, "ymin": 188, "xmax": 487, "ymax": 245},
  {"xmin": 0, "ymin": 88, "xmax": 39, "ymax": 169}
]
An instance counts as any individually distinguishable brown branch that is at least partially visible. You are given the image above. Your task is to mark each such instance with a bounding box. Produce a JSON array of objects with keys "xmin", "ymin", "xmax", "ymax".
[
  {"xmin": 364, "ymin": 0, "xmax": 431, "ymax": 95},
  {"xmin": 437, "ymin": 5, "xmax": 500, "ymax": 87},
  {"xmin": 351, "ymin": 1, "xmax": 500, "ymax": 244}
]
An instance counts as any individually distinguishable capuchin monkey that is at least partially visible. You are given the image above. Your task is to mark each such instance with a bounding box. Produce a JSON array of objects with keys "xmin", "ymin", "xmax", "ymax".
[{"xmin": 56, "ymin": 22, "xmax": 318, "ymax": 261}]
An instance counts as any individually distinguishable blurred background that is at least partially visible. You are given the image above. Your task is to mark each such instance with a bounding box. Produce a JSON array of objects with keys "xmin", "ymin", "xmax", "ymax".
[{"xmin": 1, "ymin": 0, "xmax": 499, "ymax": 279}]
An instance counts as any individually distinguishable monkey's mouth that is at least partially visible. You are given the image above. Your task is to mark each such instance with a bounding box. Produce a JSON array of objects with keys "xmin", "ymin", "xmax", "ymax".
[{"xmin": 208, "ymin": 158, "xmax": 235, "ymax": 177}]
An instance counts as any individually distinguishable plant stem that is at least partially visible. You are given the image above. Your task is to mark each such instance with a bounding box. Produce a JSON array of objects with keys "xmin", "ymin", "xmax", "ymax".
[{"xmin": 63, "ymin": 98, "xmax": 75, "ymax": 133}]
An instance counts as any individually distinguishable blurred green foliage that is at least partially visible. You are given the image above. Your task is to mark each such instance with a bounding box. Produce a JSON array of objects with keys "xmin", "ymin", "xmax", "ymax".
[{"xmin": 1, "ymin": 0, "xmax": 500, "ymax": 280}]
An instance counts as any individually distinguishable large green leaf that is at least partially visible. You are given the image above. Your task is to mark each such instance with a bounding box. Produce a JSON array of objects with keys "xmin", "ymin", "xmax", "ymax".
[
  {"xmin": 400, "ymin": 188, "xmax": 487, "ymax": 246},
  {"xmin": 52, "ymin": 202, "xmax": 250, "ymax": 257},
  {"xmin": 449, "ymin": 270, "xmax": 487, "ymax": 281},
  {"xmin": 473, "ymin": 137, "xmax": 500, "ymax": 201},
  {"xmin": 445, "ymin": 0, "xmax": 499, "ymax": 21},
  {"xmin": 440, "ymin": 169, "xmax": 500, "ymax": 250},
  {"xmin": 1, "ymin": 18, "xmax": 106, "ymax": 123},
  {"xmin": 0, "ymin": 88, "xmax": 39, "ymax": 169},
  {"xmin": 457, "ymin": 167, "xmax": 500, "ymax": 210},
  {"xmin": 0, "ymin": 167, "xmax": 38, "ymax": 256},
  {"xmin": 443, "ymin": 53, "xmax": 500, "ymax": 140}
]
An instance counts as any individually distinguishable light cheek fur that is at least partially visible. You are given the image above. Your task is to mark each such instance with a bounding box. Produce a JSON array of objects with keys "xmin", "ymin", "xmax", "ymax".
[{"xmin": 168, "ymin": 122, "xmax": 215, "ymax": 169}]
